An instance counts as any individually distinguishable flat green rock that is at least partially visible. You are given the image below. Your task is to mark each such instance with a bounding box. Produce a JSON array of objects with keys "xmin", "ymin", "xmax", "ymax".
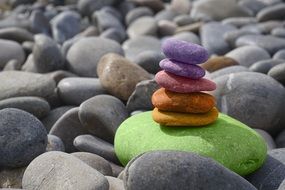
[{"xmin": 114, "ymin": 111, "xmax": 267, "ymax": 176}]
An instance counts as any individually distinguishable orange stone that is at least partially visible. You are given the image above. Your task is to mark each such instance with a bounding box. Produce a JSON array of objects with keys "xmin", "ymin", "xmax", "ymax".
[
  {"xmin": 152, "ymin": 88, "xmax": 216, "ymax": 113},
  {"xmin": 152, "ymin": 107, "xmax": 219, "ymax": 127}
]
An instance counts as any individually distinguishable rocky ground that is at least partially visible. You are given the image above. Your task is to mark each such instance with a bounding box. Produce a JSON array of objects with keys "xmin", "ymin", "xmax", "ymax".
[{"xmin": 0, "ymin": 0, "xmax": 285, "ymax": 189}]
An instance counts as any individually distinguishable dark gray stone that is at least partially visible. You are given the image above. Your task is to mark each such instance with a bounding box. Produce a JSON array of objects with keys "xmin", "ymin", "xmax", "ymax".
[
  {"xmin": 257, "ymin": 3, "xmax": 285, "ymax": 22},
  {"xmin": 77, "ymin": 0, "xmax": 116, "ymax": 17},
  {"xmin": 0, "ymin": 167, "xmax": 25, "ymax": 189},
  {"xmin": 57, "ymin": 77, "xmax": 107, "ymax": 106},
  {"xmin": 123, "ymin": 36, "xmax": 161, "ymax": 61},
  {"xmin": 249, "ymin": 60, "xmax": 273, "ymax": 74},
  {"xmin": 109, "ymin": 162, "xmax": 124, "ymax": 177},
  {"xmin": 254, "ymin": 129, "xmax": 276, "ymax": 150},
  {"xmin": 191, "ymin": 0, "xmax": 250, "ymax": 21},
  {"xmin": 124, "ymin": 151, "xmax": 257, "ymax": 190},
  {"xmin": 127, "ymin": 16, "xmax": 158, "ymax": 38},
  {"xmin": 0, "ymin": 39, "xmax": 25, "ymax": 69},
  {"xmin": 106, "ymin": 176, "xmax": 124, "ymax": 190},
  {"xmin": 268, "ymin": 63, "xmax": 285, "ymax": 85},
  {"xmin": 67, "ymin": 37, "xmax": 124, "ymax": 77},
  {"xmin": 41, "ymin": 106, "xmax": 74, "ymax": 132},
  {"xmin": 22, "ymin": 41, "xmax": 34, "ymax": 56},
  {"xmin": 49, "ymin": 107, "xmax": 89, "ymax": 153},
  {"xmin": 256, "ymin": 21, "xmax": 284, "ymax": 34},
  {"xmin": 173, "ymin": 15, "xmax": 193, "ymax": 26},
  {"xmin": 33, "ymin": 34, "xmax": 65, "ymax": 73},
  {"xmin": 247, "ymin": 148, "xmax": 285, "ymax": 190},
  {"xmin": 127, "ymin": 79, "xmax": 159, "ymax": 113},
  {"xmin": 100, "ymin": 28, "xmax": 126, "ymax": 44},
  {"xmin": 226, "ymin": 45, "xmax": 270, "ymax": 67},
  {"xmin": 74, "ymin": 135, "xmax": 119, "ymax": 164},
  {"xmin": 71, "ymin": 152, "xmax": 113, "ymax": 176},
  {"xmin": 0, "ymin": 27, "xmax": 34, "ymax": 43},
  {"xmin": 209, "ymin": 65, "xmax": 250, "ymax": 79},
  {"xmin": 125, "ymin": 7, "xmax": 153, "ymax": 26},
  {"xmin": 22, "ymin": 151, "xmax": 109, "ymax": 190},
  {"xmin": 101, "ymin": 6, "xmax": 123, "ymax": 23},
  {"xmin": 158, "ymin": 20, "xmax": 177, "ymax": 37},
  {"xmin": 0, "ymin": 108, "xmax": 47, "ymax": 168},
  {"xmin": 213, "ymin": 72, "xmax": 285, "ymax": 135},
  {"xmin": 93, "ymin": 9, "xmax": 124, "ymax": 33},
  {"xmin": 0, "ymin": 96, "xmax": 50, "ymax": 119},
  {"xmin": 79, "ymin": 95, "xmax": 128, "ymax": 143},
  {"xmin": 273, "ymin": 49, "xmax": 285, "ymax": 60},
  {"xmin": 200, "ymin": 22, "xmax": 237, "ymax": 55},
  {"xmin": 29, "ymin": 10, "xmax": 51, "ymax": 35},
  {"xmin": 236, "ymin": 34, "xmax": 285, "ymax": 55},
  {"xmin": 46, "ymin": 134, "xmax": 65, "ymax": 152},
  {"xmin": 51, "ymin": 10, "xmax": 81, "ymax": 44},
  {"xmin": 0, "ymin": 71, "xmax": 56, "ymax": 102},
  {"xmin": 276, "ymin": 130, "xmax": 285, "ymax": 148},
  {"xmin": 133, "ymin": 51, "xmax": 164, "ymax": 74},
  {"xmin": 44, "ymin": 70, "xmax": 78, "ymax": 84}
]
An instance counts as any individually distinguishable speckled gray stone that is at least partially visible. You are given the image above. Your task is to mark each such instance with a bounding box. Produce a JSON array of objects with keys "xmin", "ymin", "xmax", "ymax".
[
  {"xmin": 0, "ymin": 108, "xmax": 47, "ymax": 168},
  {"xmin": 46, "ymin": 134, "xmax": 65, "ymax": 152}
]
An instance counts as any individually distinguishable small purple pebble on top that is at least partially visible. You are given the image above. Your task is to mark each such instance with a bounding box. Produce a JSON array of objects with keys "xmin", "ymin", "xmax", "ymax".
[
  {"xmin": 159, "ymin": 58, "xmax": 205, "ymax": 79},
  {"xmin": 162, "ymin": 38, "xmax": 209, "ymax": 64}
]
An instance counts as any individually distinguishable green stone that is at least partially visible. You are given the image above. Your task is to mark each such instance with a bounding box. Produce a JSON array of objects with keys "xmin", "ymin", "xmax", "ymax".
[{"xmin": 114, "ymin": 111, "xmax": 267, "ymax": 176}]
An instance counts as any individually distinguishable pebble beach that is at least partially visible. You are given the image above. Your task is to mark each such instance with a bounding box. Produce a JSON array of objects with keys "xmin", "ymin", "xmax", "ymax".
[{"xmin": 0, "ymin": 0, "xmax": 285, "ymax": 189}]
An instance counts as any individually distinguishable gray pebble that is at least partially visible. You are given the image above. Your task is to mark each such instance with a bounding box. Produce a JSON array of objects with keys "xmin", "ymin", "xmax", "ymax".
[
  {"xmin": 106, "ymin": 176, "xmax": 125, "ymax": 190},
  {"xmin": 0, "ymin": 27, "xmax": 34, "ymax": 43},
  {"xmin": 46, "ymin": 134, "xmax": 65, "ymax": 152},
  {"xmin": 127, "ymin": 16, "xmax": 158, "ymax": 38},
  {"xmin": 268, "ymin": 63, "xmax": 285, "ymax": 85},
  {"xmin": 125, "ymin": 7, "xmax": 153, "ymax": 26},
  {"xmin": 133, "ymin": 51, "xmax": 164, "ymax": 74},
  {"xmin": 257, "ymin": 3, "xmax": 285, "ymax": 22},
  {"xmin": 209, "ymin": 65, "xmax": 250, "ymax": 79},
  {"xmin": 273, "ymin": 49, "xmax": 285, "ymax": 60}
]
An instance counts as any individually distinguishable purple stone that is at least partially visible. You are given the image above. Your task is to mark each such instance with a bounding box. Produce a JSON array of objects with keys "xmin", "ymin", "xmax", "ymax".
[
  {"xmin": 162, "ymin": 38, "xmax": 209, "ymax": 64},
  {"xmin": 159, "ymin": 59, "xmax": 205, "ymax": 79}
]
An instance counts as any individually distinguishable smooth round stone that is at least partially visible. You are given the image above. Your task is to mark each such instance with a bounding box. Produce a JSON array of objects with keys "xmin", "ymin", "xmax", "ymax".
[
  {"xmin": 155, "ymin": 9, "xmax": 178, "ymax": 22},
  {"xmin": 93, "ymin": 9, "xmax": 124, "ymax": 33},
  {"xmin": 271, "ymin": 27, "xmax": 285, "ymax": 38},
  {"xmin": 0, "ymin": 71, "xmax": 56, "ymax": 102},
  {"xmin": 209, "ymin": 65, "xmax": 250, "ymax": 79},
  {"xmin": 152, "ymin": 107, "xmax": 219, "ymax": 127},
  {"xmin": 162, "ymin": 38, "xmax": 209, "ymax": 64},
  {"xmin": 33, "ymin": 34, "xmax": 65, "ymax": 73},
  {"xmin": 257, "ymin": 3, "xmax": 285, "ymax": 22},
  {"xmin": 123, "ymin": 36, "xmax": 161, "ymax": 61},
  {"xmin": 71, "ymin": 152, "xmax": 113, "ymax": 176},
  {"xmin": 170, "ymin": 0, "xmax": 191, "ymax": 14},
  {"xmin": 0, "ymin": 27, "xmax": 34, "ymax": 43},
  {"xmin": 67, "ymin": 37, "xmax": 124, "ymax": 77},
  {"xmin": 155, "ymin": 71, "xmax": 216, "ymax": 93},
  {"xmin": 223, "ymin": 29, "xmax": 260, "ymax": 48},
  {"xmin": 133, "ymin": 51, "xmax": 164, "ymax": 74},
  {"xmin": 49, "ymin": 107, "xmax": 89, "ymax": 153},
  {"xmin": 191, "ymin": 0, "xmax": 250, "ymax": 21},
  {"xmin": 159, "ymin": 59, "xmax": 205, "ymax": 79},
  {"xmin": 200, "ymin": 22, "xmax": 237, "ymax": 56},
  {"xmin": 0, "ymin": 39, "xmax": 25, "ymax": 69},
  {"xmin": 213, "ymin": 72, "xmax": 285, "ymax": 135},
  {"xmin": 79, "ymin": 95, "xmax": 129, "ymax": 143},
  {"xmin": 238, "ymin": 0, "xmax": 266, "ymax": 15},
  {"xmin": 247, "ymin": 148, "xmax": 285, "ymax": 190},
  {"xmin": 236, "ymin": 35, "xmax": 285, "ymax": 55},
  {"xmin": 158, "ymin": 20, "xmax": 177, "ymax": 37},
  {"xmin": 249, "ymin": 60, "xmax": 274, "ymax": 74},
  {"xmin": 268, "ymin": 63, "xmax": 285, "ymax": 85},
  {"xmin": 57, "ymin": 77, "xmax": 107, "ymax": 105},
  {"xmin": 50, "ymin": 10, "xmax": 81, "ymax": 44},
  {"xmin": 46, "ymin": 134, "xmax": 65, "ymax": 152},
  {"xmin": 200, "ymin": 56, "xmax": 239, "ymax": 73},
  {"xmin": 273, "ymin": 49, "xmax": 285, "ymax": 60},
  {"xmin": 254, "ymin": 129, "xmax": 276, "ymax": 150},
  {"xmin": 174, "ymin": 15, "xmax": 194, "ymax": 26},
  {"xmin": 97, "ymin": 53, "xmax": 152, "ymax": 101},
  {"xmin": 77, "ymin": 0, "xmax": 115, "ymax": 17},
  {"xmin": 125, "ymin": 7, "xmax": 154, "ymax": 26},
  {"xmin": 226, "ymin": 45, "xmax": 270, "ymax": 67},
  {"xmin": 29, "ymin": 10, "xmax": 51, "ymax": 35},
  {"xmin": 100, "ymin": 28, "xmax": 126, "ymax": 44},
  {"xmin": 126, "ymin": 79, "xmax": 160, "ymax": 113},
  {"xmin": 128, "ymin": 0, "xmax": 164, "ymax": 12},
  {"xmin": 41, "ymin": 106, "xmax": 74, "ymax": 132},
  {"xmin": 127, "ymin": 16, "xmax": 158, "ymax": 38},
  {"xmin": 124, "ymin": 151, "xmax": 257, "ymax": 190},
  {"xmin": 44, "ymin": 70, "xmax": 78, "ymax": 84},
  {"xmin": 114, "ymin": 111, "xmax": 267, "ymax": 175},
  {"xmin": 0, "ymin": 108, "xmax": 47, "ymax": 168},
  {"xmin": 0, "ymin": 96, "xmax": 50, "ymax": 119},
  {"xmin": 152, "ymin": 88, "xmax": 215, "ymax": 113},
  {"xmin": 22, "ymin": 151, "xmax": 109, "ymax": 190},
  {"xmin": 171, "ymin": 32, "xmax": 201, "ymax": 45},
  {"xmin": 74, "ymin": 135, "xmax": 120, "ymax": 164}
]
